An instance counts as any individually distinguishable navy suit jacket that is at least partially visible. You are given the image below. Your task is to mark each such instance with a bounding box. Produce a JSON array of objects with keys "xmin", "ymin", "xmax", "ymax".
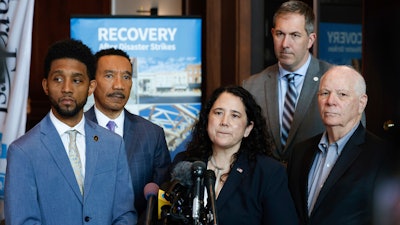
[
  {"xmin": 287, "ymin": 124, "xmax": 391, "ymax": 225},
  {"xmin": 243, "ymin": 56, "xmax": 331, "ymax": 161},
  {"xmin": 5, "ymin": 114, "xmax": 136, "ymax": 225},
  {"xmin": 85, "ymin": 107, "xmax": 171, "ymax": 216},
  {"xmin": 173, "ymin": 152, "xmax": 299, "ymax": 225}
]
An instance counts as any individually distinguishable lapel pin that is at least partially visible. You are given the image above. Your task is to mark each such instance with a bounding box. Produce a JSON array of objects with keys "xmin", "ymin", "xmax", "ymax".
[
  {"xmin": 313, "ymin": 77, "xmax": 319, "ymax": 81},
  {"xmin": 93, "ymin": 136, "xmax": 98, "ymax": 141},
  {"xmin": 236, "ymin": 168, "xmax": 243, "ymax": 173}
]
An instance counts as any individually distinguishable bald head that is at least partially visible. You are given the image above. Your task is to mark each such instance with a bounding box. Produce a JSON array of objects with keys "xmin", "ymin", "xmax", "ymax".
[
  {"xmin": 320, "ymin": 65, "xmax": 366, "ymax": 96},
  {"xmin": 318, "ymin": 65, "xmax": 368, "ymax": 139}
]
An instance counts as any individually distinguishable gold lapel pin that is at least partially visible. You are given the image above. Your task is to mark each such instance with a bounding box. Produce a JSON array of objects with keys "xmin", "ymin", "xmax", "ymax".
[{"xmin": 93, "ymin": 136, "xmax": 98, "ymax": 141}]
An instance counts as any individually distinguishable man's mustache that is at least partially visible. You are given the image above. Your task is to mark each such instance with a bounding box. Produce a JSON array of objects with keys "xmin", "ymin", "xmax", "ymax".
[{"xmin": 107, "ymin": 92, "xmax": 126, "ymax": 99}]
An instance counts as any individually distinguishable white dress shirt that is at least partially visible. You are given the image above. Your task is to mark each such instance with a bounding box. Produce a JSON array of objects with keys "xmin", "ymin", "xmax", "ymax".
[
  {"xmin": 93, "ymin": 105, "xmax": 125, "ymax": 137},
  {"xmin": 49, "ymin": 110, "xmax": 86, "ymax": 178}
]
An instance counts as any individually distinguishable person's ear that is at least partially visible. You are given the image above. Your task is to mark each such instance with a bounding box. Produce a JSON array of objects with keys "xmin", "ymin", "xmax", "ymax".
[
  {"xmin": 42, "ymin": 78, "xmax": 49, "ymax": 95},
  {"xmin": 243, "ymin": 121, "xmax": 254, "ymax": 138},
  {"xmin": 88, "ymin": 80, "xmax": 97, "ymax": 96}
]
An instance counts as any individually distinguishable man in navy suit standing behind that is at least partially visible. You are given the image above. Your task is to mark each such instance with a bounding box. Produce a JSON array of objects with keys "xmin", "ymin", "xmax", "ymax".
[
  {"xmin": 5, "ymin": 39, "xmax": 137, "ymax": 225},
  {"xmin": 287, "ymin": 65, "xmax": 391, "ymax": 225},
  {"xmin": 85, "ymin": 48, "xmax": 171, "ymax": 221}
]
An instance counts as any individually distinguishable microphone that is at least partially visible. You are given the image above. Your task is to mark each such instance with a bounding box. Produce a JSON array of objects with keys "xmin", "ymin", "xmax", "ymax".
[
  {"xmin": 144, "ymin": 182, "xmax": 159, "ymax": 225},
  {"xmin": 163, "ymin": 161, "xmax": 193, "ymax": 203},
  {"xmin": 205, "ymin": 169, "xmax": 218, "ymax": 225},
  {"xmin": 191, "ymin": 161, "xmax": 206, "ymax": 225},
  {"xmin": 171, "ymin": 161, "xmax": 193, "ymax": 187},
  {"xmin": 158, "ymin": 161, "xmax": 194, "ymax": 223}
]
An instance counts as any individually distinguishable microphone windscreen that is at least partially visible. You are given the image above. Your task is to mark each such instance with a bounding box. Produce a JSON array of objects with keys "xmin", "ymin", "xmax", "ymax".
[
  {"xmin": 171, "ymin": 161, "xmax": 193, "ymax": 187},
  {"xmin": 144, "ymin": 182, "xmax": 159, "ymax": 200}
]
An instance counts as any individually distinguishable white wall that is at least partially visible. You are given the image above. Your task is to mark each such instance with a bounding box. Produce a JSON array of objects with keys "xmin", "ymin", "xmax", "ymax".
[{"xmin": 111, "ymin": 0, "xmax": 182, "ymax": 15}]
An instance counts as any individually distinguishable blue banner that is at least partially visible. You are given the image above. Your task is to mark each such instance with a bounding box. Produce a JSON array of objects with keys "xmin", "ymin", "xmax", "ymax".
[
  {"xmin": 318, "ymin": 22, "xmax": 362, "ymax": 66},
  {"xmin": 71, "ymin": 16, "xmax": 202, "ymax": 157}
]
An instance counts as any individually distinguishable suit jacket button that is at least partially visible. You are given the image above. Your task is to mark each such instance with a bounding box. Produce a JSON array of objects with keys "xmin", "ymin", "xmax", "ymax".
[{"xmin": 84, "ymin": 216, "xmax": 91, "ymax": 222}]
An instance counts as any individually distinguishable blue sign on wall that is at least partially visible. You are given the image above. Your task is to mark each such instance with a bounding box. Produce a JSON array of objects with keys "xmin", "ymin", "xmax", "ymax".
[
  {"xmin": 318, "ymin": 22, "xmax": 362, "ymax": 66},
  {"xmin": 71, "ymin": 16, "xmax": 202, "ymax": 158}
]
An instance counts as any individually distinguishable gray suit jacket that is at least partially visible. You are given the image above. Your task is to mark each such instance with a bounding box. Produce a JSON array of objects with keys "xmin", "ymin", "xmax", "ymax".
[
  {"xmin": 243, "ymin": 56, "xmax": 331, "ymax": 161},
  {"xmin": 5, "ymin": 113, "xmax": 137, "ymax": 225},
  {"xmin": 85, "ymin": 107, "xmax": 171, "ymax": 216}
]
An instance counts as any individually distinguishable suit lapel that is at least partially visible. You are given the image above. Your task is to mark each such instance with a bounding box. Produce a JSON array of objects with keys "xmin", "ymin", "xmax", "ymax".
[
  {"xmin": 298, "ymin": 137, "xmax": 320, "ymax": 219},
  {"xmin": 287, "ymin": 57, "xmax": 321, "ymax": 147},
  {"xmin": 85, "ymin": 107, "xmax": 98, "ymax": 123},
  {"xmin": 123, "ymin": 110, "xmax": 139, "ymax": 160},
  {"xmin": 82, "ymin": 119, "xmax": 100, "ymax": 201},
  {"xmin": 87, "ymin": 107, "xmax": 136, "ymax": 160},
  {"xmin": 216, "ymin": 155, "xmax": 249, "ymax": 209},
  {"xmin": 311, "ymin": 124, "xmax": 365, "ymax": 214},
  {"xmin": 289, "ymin": 134, "xmax": 322, "ymax": 219},
  {"xmin": 41, "ymin": 115, "xmax": 84, "ymax": 202},
  {"xmin": 263, "ymin": 66, "xmax": 282, "ymax": 153}
]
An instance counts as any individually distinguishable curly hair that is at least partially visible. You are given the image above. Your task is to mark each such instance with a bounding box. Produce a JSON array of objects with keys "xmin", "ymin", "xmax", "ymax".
[
  {"xmin": 44, "ymin": 39, "xmax": 95, "ymax": 80},
  {"xmin": 185, "ymin": 85, "xmax": 274, "ymax": 166}
]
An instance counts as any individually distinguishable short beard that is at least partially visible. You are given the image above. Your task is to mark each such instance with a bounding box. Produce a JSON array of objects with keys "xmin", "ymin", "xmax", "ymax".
[{"xmin": 49, "ymin": 96, "xmax": 87, "ymax": 118}]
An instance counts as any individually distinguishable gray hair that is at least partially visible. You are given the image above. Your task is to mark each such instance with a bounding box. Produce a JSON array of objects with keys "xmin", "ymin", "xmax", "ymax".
[{"xmin": 273, "ymin": 0, "xmax": 315, "ymax": 35}]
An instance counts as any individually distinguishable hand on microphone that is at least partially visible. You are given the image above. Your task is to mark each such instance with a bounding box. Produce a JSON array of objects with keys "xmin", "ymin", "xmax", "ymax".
[{"xmin": 144, "ymin": 182, "xmax": 159, "ymax": 225}]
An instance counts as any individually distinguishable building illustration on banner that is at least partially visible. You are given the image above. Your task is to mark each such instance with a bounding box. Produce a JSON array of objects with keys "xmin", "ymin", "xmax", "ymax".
[{"xmin": 138, "ymin": 63, "xmax": 201, "ymax": 103}]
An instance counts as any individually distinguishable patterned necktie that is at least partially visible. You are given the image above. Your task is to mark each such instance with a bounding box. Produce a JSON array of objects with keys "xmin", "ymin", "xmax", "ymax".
[
  {"xmin": 66, "ymin": 130, "xmax": 84, "ymax": 195},
  {"xmin": 106, "ymin": 121, "xmax": 116, "ymax": 132},
  {"xmin": 281, "ymin": 73, "xmax": 297, "ymax": 148}
]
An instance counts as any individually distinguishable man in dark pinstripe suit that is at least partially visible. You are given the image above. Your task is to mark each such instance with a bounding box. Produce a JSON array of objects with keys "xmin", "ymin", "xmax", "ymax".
[{"xmin": 85, "ymin": 48, "xmax": 171, "ymax": 223}]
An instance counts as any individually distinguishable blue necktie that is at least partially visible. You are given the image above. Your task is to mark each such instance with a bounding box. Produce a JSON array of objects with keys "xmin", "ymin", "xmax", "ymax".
[
  {"xmin": 106, "ymin": 121, "xmax": 116, "ymax": 132},
  {"xmin": 281, "ymin": 73, "xmax": 297, "ymax": 148}
]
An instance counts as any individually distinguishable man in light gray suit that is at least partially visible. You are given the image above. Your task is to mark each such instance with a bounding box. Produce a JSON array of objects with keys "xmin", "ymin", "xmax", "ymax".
[
  {"xmin": 243, "ymin": 1, "xmax": 331, "ymax": 163},
  {"xmin": 5, "ymin": 39, "xmax": 137, "ymax": 225}
]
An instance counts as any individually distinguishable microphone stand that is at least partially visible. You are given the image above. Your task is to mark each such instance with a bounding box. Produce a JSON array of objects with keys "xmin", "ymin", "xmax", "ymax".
[
  {"xmin": 191, "ymin": 161, "xmax": 206, "ymax": 225},
  {"xmin": 205, "ymin": 170, "xmax": 218, "ymax": 225}
]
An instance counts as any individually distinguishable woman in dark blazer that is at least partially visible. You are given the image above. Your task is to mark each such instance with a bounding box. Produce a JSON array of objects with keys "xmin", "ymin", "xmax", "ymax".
[{"xmin": 172, "ymin": 86, "xmax": 298, "ymax": 225}]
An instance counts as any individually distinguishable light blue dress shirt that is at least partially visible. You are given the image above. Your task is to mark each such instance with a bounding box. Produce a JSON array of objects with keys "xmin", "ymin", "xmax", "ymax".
[
  {"xmin": 307, "ymin": 123, "xmax": 359, "ymax": 214},
  {"xmin": 278, "ymin": 55, "xmax": 311, "ymax": 130}
]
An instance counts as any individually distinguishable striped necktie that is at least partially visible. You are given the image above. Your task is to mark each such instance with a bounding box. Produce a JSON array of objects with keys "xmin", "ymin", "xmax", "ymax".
[
  {"xmin": 281, "ymin": 73, "xmax": 297, "ymax": 148},
  {"xmin": 66, "ymin": 130, "xmax": 84, "ymax": 195}
]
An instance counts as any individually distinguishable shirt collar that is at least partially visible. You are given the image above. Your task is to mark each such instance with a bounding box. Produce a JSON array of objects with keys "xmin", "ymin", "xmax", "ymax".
[
  {"xmin": 278, "ymin": 54, "xmax": 311, "ymax": 79},
  {"xmin": 318, "ymin": 122, "xmax": 360, "ymax": 155},
  {"xmin": 93, "ymin": 105, "xmax": 125, "ymax": 129},
  {"xmin": 49, "ymin": 110, "xmax": 85, "ymax": 136}
]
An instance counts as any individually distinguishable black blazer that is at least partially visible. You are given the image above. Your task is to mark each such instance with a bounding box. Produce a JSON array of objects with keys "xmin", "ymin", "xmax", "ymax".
[
  {"xmin": 287, "ymin": 123, "xmax": 391, "ymax": 225},
  {"xmin": 173, "ymin": 151, "xmax": 299, "ymax": 225}
]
